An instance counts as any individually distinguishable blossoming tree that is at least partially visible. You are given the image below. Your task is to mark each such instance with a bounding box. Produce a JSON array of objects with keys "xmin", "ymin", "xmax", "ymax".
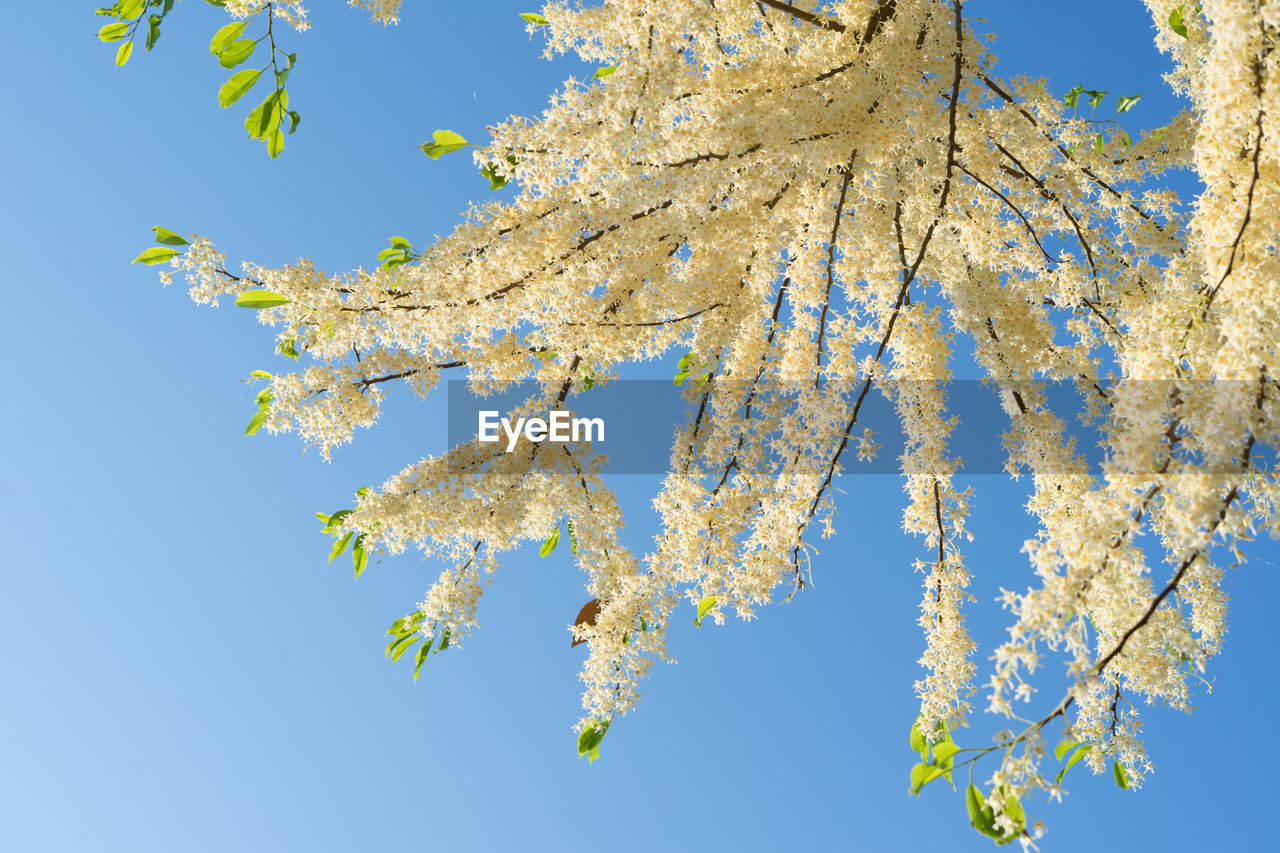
[{"xmin": 101, "ymin": 0, "xmax": 1277, "ymax": 845}]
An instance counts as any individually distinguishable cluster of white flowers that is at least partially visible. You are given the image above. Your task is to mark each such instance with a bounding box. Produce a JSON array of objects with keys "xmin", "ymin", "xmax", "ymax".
[
  {"xmin": 172, "ymin": 0, "xmax": 1277, "ymax": 834},
  {"xmin": 221, "ymin": 1, "xmax": 404, "ymax": 30},
  {"xmin": 222, "ymin": 1, "xmax": 311, "ymax": 31}
]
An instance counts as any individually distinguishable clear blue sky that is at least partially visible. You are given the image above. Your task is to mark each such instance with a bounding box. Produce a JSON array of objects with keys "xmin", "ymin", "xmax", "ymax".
[{"xmin": 2, "ymin": 3, "xmax": 1275, "ymax": 851}]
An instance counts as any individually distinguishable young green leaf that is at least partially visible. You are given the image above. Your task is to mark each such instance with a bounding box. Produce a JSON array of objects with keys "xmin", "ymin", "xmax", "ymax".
[
  {"xmin": 480, "ymin": 161, "xmax": 509, "ymax": 190},
  {"xmin": 1056, "ymin": 743, "xmax": 1091, "ymax": 784},
  {"xmin": 593, "ymin": 65, "xmax": 616, "ymax": 79},
  {"xmin": 389, "ymin": 635, "xmax": 421, "ymax": 662},
  {"xmin": 519, "ymin": 12, "xmax": 549, "ymax": 25},
  {"xmin": 352, "ymin": 536, "xmax": 368, "ymax": 578},
  {"xmin": 234, "ymin": 290, "xmax": 291, "ymax": 309},
  {"xmin": 268, "ymin": 126, "xmax": 285, "ymax": 159},
  {"xmin": 1113, "ymin": 760, "xmax": 1130, "ymax": 789},
  {"xmin": 1093, "ymin": 132, "xmax": 1105, "ymax": 154},
  {"xmin": 151, "ymin": 226, "xmax": 188, "ymax": 246},
  {"xmin": 328, "ymin": 531, "xmax": 353, "ymax": 564},
  {"xmin": 909, "ymin": 761, "xmax": 952, "ymax": 796},
  {"xmin": 1054, "ymin": 739, "xmax": 1082, "ymax": 761},
  {"xmin": 279, "ymin": 337, "xmax": 299, "ymax": 359},
  {"xmin": 245, "ymin": 90, "xmax": 286, "ymax": 140},
  {"xmin": 412, "ymin": 638, "xmax": 434, "ymax": 680},
  {"xmin": 932, "ymin": 734, "xmax": 961, "ymax": 767},
  {"xmin": 249, "ymin": 369, "xmax": 272, "ymax": 379},
  {"xmin": 419, "ymin": 130, "xmax": 471, "ymax": 160},
  {"xmin": 98, "ymin": 22, "xmax": 131, "ymax": 42},
  {"xmin": 539, "ymin": 527, "xmax": 560, "ymax": 557},
  {"xmin": 1169, "ymin": 7, "xmax": 1188, "ymax": 38},
  {"xmin": 209, "ymin": 21, "xmax": 247, "ymax": 55},
  {"xmin": 1115, "ymin": 94, "xmax": 1141, "ymax": 113},
  {"xmin": 217, "ymin": 38, "xmax": 256, "ymax": 69},
  {"xmin": 1086, "ymin": 89, "xmax": 1107, "ymax": 109},
  {"xmin": 576, "ymin": 718, "xmax": 610, "ymax": 763},
  {"xmin": 144, "ymin": 14, "xmax": 161, "ymax": 51},
  {"xmin": 693, "ymin": 595, "xmax": 717, "ymax": 628},
  {"xmin": 909, "ymin": 719, "xmax": 928, "ymax": 760},
  {"xmin": 132, "ymin": 247, "xmax": 180, "ymax": 265},
  {"xmin": 965, "ymin": 785, "xmax": 1002, "ymax": 841},
  {"xmin": 244, "ymin": 409, "xmax": 267, "ymax": 436},
  {"xmin": 218, "ymin": 69, "xmax": 262, "ymax": 108},
  {"xmin": 115, "ymin": 40, "xmax": 133, "ymax": 66}
]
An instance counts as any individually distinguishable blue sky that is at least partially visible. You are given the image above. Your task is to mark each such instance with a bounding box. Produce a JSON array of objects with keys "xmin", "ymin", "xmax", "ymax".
[{"xmin": 2, "ymin": 2, "xmax": 1275, "ymax": 851}]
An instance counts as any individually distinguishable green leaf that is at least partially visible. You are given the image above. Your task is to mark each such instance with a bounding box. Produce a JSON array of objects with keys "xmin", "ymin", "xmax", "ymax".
[
  {"xmin": 693, "ymin": 594, "xmax": 717, "ymax": 628},
  {"xmin": 209, "ymin": 20, "xmax": 247, "ymax": 54},
  {"xmin": 412, "ymin": 638, "xmax": 433, "ymax": 681},
  {"xmin": 268, "ymin": 126, "xmax": 285, "ymax": 159},
  {"xmin": 909, "ymin": 719, "xmax": 928, "ymax": 760},
  {"xmin": 932, "ymin": 734, "xmax": 961, "ymax": 766},
  {"xmin": 965, "ymin": 784, "xmax": 1002, "ymax": 840},
  {"xmin": 593, "ymin": 65, "xmax": 616, "ymax": 79},
  {"xmin": 519, "ymin": 12, "xmax": 549, "ymax": 25},
  {"xmin": 328, "ymin": 531, "xmax": 353, "ymax": 564},
  {"xmin": 244, "ymin": 89, "xmax": 286, "ymax": 140},
  {"xmin": 132, "ymin": 246, "xmax": 180, "ymax": 265},
  {"xmin": 319, "ymin": 509, "xmax": 352, "ymax": 533},
  {"xmin": 1093, "ymin": 132, "xmax": 1105, "ymax": 154},
  {"xmin": 1056, "ymin": 743, "xmax": 1091, "ymax": 785},
  {"xmin": 566, "ymin": 519, "xmax": 579, "ymax": 553},
  {"xmin": 1064, "ymin": 83, "xmax": 1083, "ymax": 109},
  {"xmin": 234, "ymin": 290, "xmax": 290, "ymax": 308},
  {"xmin": 390, "ymin": 635, "xmax": 421, "ymax": 662},
  {"xmin": 115, "ymin": 40, "xmax": 133, "ymax": 66},
  {"xmin": 244, "ymin": 409, "xmax": 267, "ymax": 436},
  {"xmin": 480, "ymin": 161, "xmax": 509, "ymax": 190},
  {"xmin": 1113, "ymin": 760, "xmax": 1129, "ymax": 789},
  {"xmin": 1085, "ymin": 89, "xmax": 1107, "ymax": 110},
  {"xmin": 576, "ymin": 718, "xmax": 610, "ymax": 763},
  {"xmin": 254, "ymin": 388, "xmax": 273, "ymax": 407},
  {"xmin": 287, "ymin": 110, "xmax": 301, "ymax": 134},
  {"xmin": 437, "ymin": 627, "xmax": 451, "ymax": 652},
  {"xmin": 352, "ymin": 535, "xmax": 368, "ymax": 578},
  {"xmin": 909, "ymin": 762, "xmax": 949, "ymax": 795},
  {"xmin": 388, "ymin": 236, "xmax": 412, "ymax": 250},
  {"xmin": 151, "ymin": 226, "xmax": 188, "ymax": 246},
  {"xmin": 217, "ymin": 38, "xmax": 256, "ymax": 69},
  {"xmin": 218, "ymin": 68, "xmax": 262, "ymax": 107},
  {"xmin": 419, "ymin": 130, "xmax": 470, "ymax": 160},
  {"xmin": 1115, "ymin": 94, "xmax": 1141, "ymax": 113},
  {"xmin": 1169, "ymin": 7, "xmax": 1188, "ymax": 38},
  {"xmin": 98, "ymin": 22, "xmax": 131, "ymax": 41},
  {"xmin": 144, "ymin": 14, "xmax": 161, "ymax": 51},
  {"xmin": 119, "ymin": 0, "xmax": 146, "ymax": 17},
  {"xmin": 1054, "ymin": 739, "xmax": 1082, "ymax": 761},
  {"xmin": 249, "ymin": 370, "xmax": 272, "ymax": 379},
  {"xmin": 539, "ymin": 527, "xmax": 560, "ymax": 557},
  {"xmin": 279, "ymin": 337, "xmax": 299, "ymax": 359}
]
